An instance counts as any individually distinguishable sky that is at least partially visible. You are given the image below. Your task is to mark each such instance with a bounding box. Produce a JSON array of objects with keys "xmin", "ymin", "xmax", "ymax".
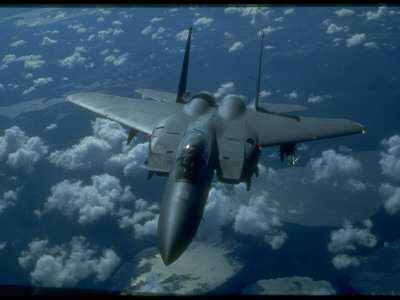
[{"xmin": 0, "ymin": 5, "xmax": 400, "ymax": 295}]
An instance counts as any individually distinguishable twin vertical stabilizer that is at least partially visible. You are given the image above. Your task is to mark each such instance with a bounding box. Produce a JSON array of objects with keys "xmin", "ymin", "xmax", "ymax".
[
  {"xmin": 253, "ymin": 30, "xmax": 265, "ymax": 112},
  {"xmin": 176, "ymin": 27, "xmax": 193, "ymax": 103}
]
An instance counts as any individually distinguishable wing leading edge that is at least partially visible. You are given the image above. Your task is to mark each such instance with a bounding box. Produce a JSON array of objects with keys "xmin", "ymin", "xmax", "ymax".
[
  {"xmin": 248, "ymin": 110, "xmax": 365, "ymax": 147},
  {"xmin": 66, "ymin": 92, "xmax": 181, "ymax": 135}
]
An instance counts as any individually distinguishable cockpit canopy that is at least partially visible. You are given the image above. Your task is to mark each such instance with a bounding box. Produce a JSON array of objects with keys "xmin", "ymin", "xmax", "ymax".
[{"xmin": 172, "ymin": 129, "xmax": 212, "ymax": 184}]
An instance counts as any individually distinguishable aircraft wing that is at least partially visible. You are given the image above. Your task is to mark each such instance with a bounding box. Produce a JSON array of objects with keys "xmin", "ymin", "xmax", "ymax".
[
  {"xmin": 135, "ymin": 89, "xmax": 177, "ymax": 103},
  {"xmin": 258, "ymin": 103, "xmax": 307, "ymax": 114},
  {"xmin": 66, "ymin": 92, "xmax": 180, "ymax": 135},
  {"xmin": 249, "ymin": 111, "xmax": 365, "ymax": 147}
]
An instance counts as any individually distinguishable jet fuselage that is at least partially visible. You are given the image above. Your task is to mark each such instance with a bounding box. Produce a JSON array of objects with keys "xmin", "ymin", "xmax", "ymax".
[{"xmin": 151, "ymin": 94, "xmax": 261, "ymax": 265}]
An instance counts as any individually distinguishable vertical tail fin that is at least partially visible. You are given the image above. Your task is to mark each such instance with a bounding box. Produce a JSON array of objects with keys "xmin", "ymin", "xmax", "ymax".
[
  {"xmin": 253, "ymin": 30, "xmax": 264, "ymax": 112},
  {"xmin": 176, "ymin": 27, "xmax": 193, "ymax": 103}
]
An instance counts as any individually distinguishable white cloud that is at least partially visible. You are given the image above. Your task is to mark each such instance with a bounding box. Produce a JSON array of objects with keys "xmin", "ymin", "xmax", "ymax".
[
  {"xmin": 54, "ymin": 11, "xmax": 66, "ymax": 19},
  {"xmin": 224, "ymin": 7, "xmax": 270, "ymax": 19},
  {"xmin": 331, "ymin": 253, "xmax": 360, "ymax": 269},
  {"xmin": 365, "ymin": 6, "xmax": 387, "ymax": 21},
  {"xmin": 0, "ymin": 54, "xmax": 45, "ymax": 70},
  {"xmin": 48, "ymin": 118, "xmax": 126, "ymax": 170},
  {"xmin": 11, "ymin": 40, "xmax": 27, "ymax": 47},
  {"xmin": 307, "ymin": 94, "xmax": 332, "ymax": 103},
  {"xmin": 260, "ymin": 90, "xmax": 272, "ymax": 98},
  {"xmin": 0, "ymin": 126, "xmax": 48, "ymax": 172},
  {"xmin": 21, "ymin": 55, "xmax": 45, "ymax": 69},
  {"xmin": 0, "ymin": 54, "xmax": 17, "ymax": 69},
  {"xmin": 328, "ymin": 219, "xmax": 377, "ymax": 253},
  {"xmin": 338, "ymin": 145, "xmax": 352, "ymax": 153},
  {"xmin": 33, "ymin": 77, "xmax": 53, "ymax": 87},
  {"xmin": 7, "ymin": 83, "xmax": 18, "ymax": 89},
  {"xmin": 7, "ymin": 136, "xmax": 48, "ymax": 171},
  {"xmin": 97, "ymin": 28, "xmax": 124, "ymax": 40},
  {"xmin": 176, "ymin": 29, "xmax": 191, "ymax": 41},
  {"xmin": 0, "ymin": 126, "xmax": 28, "ymax": 158},
  {"xmin": 23, "ymin": 86, "xmax": 36, "ymax": 95},
  {"xmin": 105, "ymin": 142, "xmax": 148, "ymax": 178},
  {"xmin": 104, "ymin": 52, "xmax": 129, "ymax": 67},
  {"xmin": 228, "ymin": 41, "xmax": 244, "ymax": 53},
  {"xmin": 112, "ymin": 20, "xmax": 122, "ymax": 25},
  {"xmin": 197, "ymin": 184, "xmax": 235, "ymax": 243},
  {"xmin": 40, "ymin": 36, "xmax": 57, "ymax": 46},
  {"xmin": 44, "ymin": 123, "xmax": 57, "ymax": 132},
  {"xmin": 308, "ymin": 149, "xmax": 361, "ymax": 182},
  {"xmin": 71, "ymin": 24, "xmax": 88, "ymax": 33},
  {"xmin": 198, "ymin": 180, "xmax": 287, "ymax": 250},
  {"xmin": 329, "ymin": 219, "xmax": 378, "ymax": 270},
  {"xmin": 0, "ymin": 188, "xmax": 21, "ymax": 215},
  {"xmin": 285, "ymin": 91, "xmax": 298, "ymax": 99},
  {"xmin": 346, "ymin": 33, "xmax": 366, "ymax": 47},
  {"xmin": 25, "ymin": 75, "xmax": 54, "ymax": 95},
  {"xmin": 364, "ymin": 41, "xmax": 379, "ymax": 49},
  {"xmin": 308, "ymin": 95, "xmax": 325, "ymax": 103},
  {"xmin": 48, "ymin": 118, "xmax": 149, "ymax": 177},
  {"xmin": 116, "ymin": 198, "xmax": 159, "ymax": 239},
  {"xmin": 141, "ymin": 25, "xmax": 152, "ymax": 35},
  {"xmin": 18, "ymin": 236, "xmax": 120, "ymax": 288},
  {"xmin": 334, "ymin": 8, "xmax": 354, "ymax": 17},
  {"xmin": 42, "ymin": 173, "xmax": 134, "ymax": 224},
  {"xmin": 284, "ymin": 8, "xmax": 294, "ymax": 15},
  {"xmin": 225, "ymin": 7, "xmax": 271, "ymax": 25},
  {"xmin": 344, "ymin": 178, "xmax": 366, "ymax": 192},
  {"xmin": 262, "ymin": 26, "xmax": 279, "ymax": 35},
  {"xmin": 151, "ymin": 27, "xmax": 165, "ymax": 40},
  {"xmin": 150, "ymin": 17, "xmax": 163, "ymax": 22},
  {"xmin": 58, "ymin": 46, "xmax": 86, "ymax": 69},
  {"xmin": 234, "ymin": 191, "xmax": 287, "ymax": 249},
  {"xmin": 41, "ymin": 173, "xmax": 158, "ymax": 238},
  {"xmin": 193, "ymin": 16, "xmax": 213, "ymax": 29},
  {"xmin": 214, "ymin": 82, "xmax": 235, "ymax": 99},
  {"xmin": 97, "ymin": 16, "xmax": 104, "ymax": 22},
  {"xmin": 379, "ymin": 183, "xmax": 400, "ymax": 215},
  {"xmin": 326, "ymin": 23, "xmax": 349, "ymax": 34},
  {"xmin": 379, "ymin": 135, "xmax": 400, "ymax": 180}
]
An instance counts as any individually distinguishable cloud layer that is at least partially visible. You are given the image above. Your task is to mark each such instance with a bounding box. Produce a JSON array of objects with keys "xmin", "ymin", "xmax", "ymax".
[
  {"xmin": 39, "ymin": 172, "xmax": 158, "ymax": 238},
  {"xmin": 199, "ymin": 180, "xmax": 287, "ymax": 250},
  {"xmin": 18, "ymin": 236, "xmax": 120, "ymax": 288},
  {"xmin": 0, "ymin": 126, "xmax": 48, "ymax": 172},
  {"xmin": 328, "ymin": 219, "xmax": 377, "ymax": 269},
  {"xmin": 308, "ymin": 150, "xmax": 361, "ymax": 182}
]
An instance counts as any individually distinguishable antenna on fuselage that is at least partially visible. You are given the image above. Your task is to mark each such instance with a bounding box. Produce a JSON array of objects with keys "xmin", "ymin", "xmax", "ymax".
[
  {"xmin": 176, "ymin": 27, "xmax": 193, "ymax": 104},
  {"xmin": 253, "ymin": 30, "xmax": 264, "ymax": 112}
]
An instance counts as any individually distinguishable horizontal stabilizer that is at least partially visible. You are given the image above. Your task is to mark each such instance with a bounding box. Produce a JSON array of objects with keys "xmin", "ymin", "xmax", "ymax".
[
  {"xmin": 135, "ymin": 89, "xmax": 176, "ymax": 103},
  {"xmin": 257, "ymin": 103, "xmax": 307, "ymax": 114}
]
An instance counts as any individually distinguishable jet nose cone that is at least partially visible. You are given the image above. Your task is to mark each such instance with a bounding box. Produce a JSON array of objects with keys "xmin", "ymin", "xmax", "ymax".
[
  {"xmin": 158, "ymin": 218, "xmax": 191, "ymax": 266},
  {"xmin": 159, "ymin": 241, "xmax": 182, "ymax": 266},
  {"xmin": 157, "ymin": 179, "xmax": 210, "ymax": 266}
]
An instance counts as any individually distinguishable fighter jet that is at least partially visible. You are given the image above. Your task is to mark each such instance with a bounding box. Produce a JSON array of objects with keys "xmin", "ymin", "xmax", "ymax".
[{"xmin": 66, "ymin": 27, "xmax": 366, "ymax": 266}]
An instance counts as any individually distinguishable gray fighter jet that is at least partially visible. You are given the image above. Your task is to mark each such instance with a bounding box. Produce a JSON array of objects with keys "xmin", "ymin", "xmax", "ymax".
[{"xmin": 66, "ymin": 27, "xmax": 366, "ymax": 266}]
